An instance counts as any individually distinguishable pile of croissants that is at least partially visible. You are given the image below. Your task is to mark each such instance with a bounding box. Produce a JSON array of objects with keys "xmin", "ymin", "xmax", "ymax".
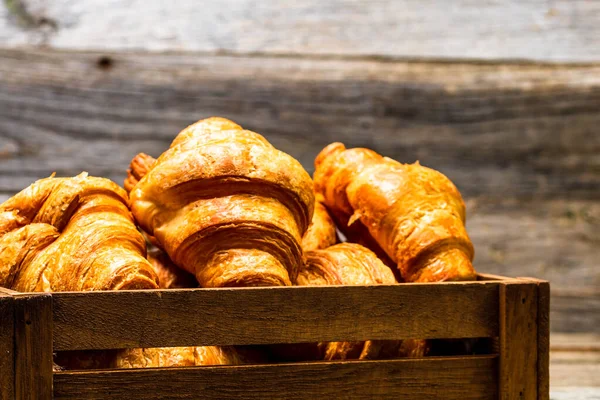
[{"xmin": 0, "ymin": 117, "xmax": 476, "ymax": 370}]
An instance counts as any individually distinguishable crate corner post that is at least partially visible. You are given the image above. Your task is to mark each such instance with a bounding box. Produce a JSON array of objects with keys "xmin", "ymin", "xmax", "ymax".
[
  {"xmin": 0, "ymin": 291, "xmax": 15, "ymax": 400},
  {"xmin": 13, "ymin": 293, "xmax": 54, "ymax": 400},
  {"xmin": 499, "ymin": 278, "xmax": 549, "ymax": 400}
]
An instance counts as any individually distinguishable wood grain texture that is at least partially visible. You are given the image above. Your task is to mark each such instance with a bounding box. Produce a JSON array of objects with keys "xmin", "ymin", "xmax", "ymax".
[
  {"xmin": 499, "ymin": 281, "xmax": 539, "ymax": 400},
  {"xmin": 52, "ymin": 283, "xmax": 498, "ymax": 351},
  {"xmin": 1, "ymin": 49, "xmax": 600, "ymax": 199},
  {"xmin": 0, "ymin": 48, "xmax": 598, "ymax": 290},
  {"xmin": 550, "ymin": 389, "xmax": 600, "ymax": 400},
  {"xmin": 0, "ymin": 48, "xmax": 598, "ymax": 332},
  {"xmin": 551, "ymin": 351, "xmax": 600, "ymax": 389},
  {"xmin": 53, "ymin": 355, "xmax": 498, "ymax": 400},
  {"xmin": 550, "ymin": 289, "xmax": 600, "ymax": 334},
  {"xmin": 13, "ymin": 293, "xmax": 53, "ymax": 400},
  {"xmin": 550, "ymin": 333, "xmax": 600, "ymax": 390},
  {"xmin": 0, "ymin": 293, "xmax": 14, "ymax": 400},
  {"xmin": 1, "ymin": 1, "xmax": 600, "ymax": 62},
  {"xmin": 518, "ymin": 278, "xmax": 551, "ymax": 399}
]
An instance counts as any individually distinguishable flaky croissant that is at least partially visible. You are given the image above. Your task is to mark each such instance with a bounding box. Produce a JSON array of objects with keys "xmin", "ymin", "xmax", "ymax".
[
  {"xmin": 116, "ymin": 346, "xmax": 245, "ymax": 368},
  {"xmin": 0, "ymin": 173, "xmax": 173, "ymax": 370},
  {"xmin": 128, "ymin": 153, "xmax": 334, "ymax": 255},
  {"xmin": 314, "ymin": 143, "xmax": 476, "ymax": 282},
  {"xmin": 300, "ymin": 200, "xmax": 337, "ymax": 252},
  {"xmin": 0, "ymin": 172, "xmax": 159, "ymax": 291},
  {"xmin": 128, "ymin": 117, "xmax": 314, "ymax": 287},
  {"xmin": 299, "ymin": 243, "xmax": 397, "ymax": 360}
]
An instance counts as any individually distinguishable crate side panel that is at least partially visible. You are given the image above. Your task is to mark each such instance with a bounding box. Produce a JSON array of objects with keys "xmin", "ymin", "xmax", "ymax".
[
  {"xmin": 54, "ymin": 355, "xmax": 498, "ymax": 400},
  {"xmin": 53, "ymin": 283, "xmax": 499, "ymax": 350}
]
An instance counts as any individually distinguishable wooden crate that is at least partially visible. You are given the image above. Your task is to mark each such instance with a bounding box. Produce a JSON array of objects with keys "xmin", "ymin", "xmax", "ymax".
[{"xmin": 0, "ymin": 274, "xmax": 549, "ymax": 400}]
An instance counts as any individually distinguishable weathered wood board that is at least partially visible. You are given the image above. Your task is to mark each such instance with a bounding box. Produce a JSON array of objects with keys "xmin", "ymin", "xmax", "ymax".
[
  {"xmin": 1, "ymin": 1, "xmax": 600, "ymax": 62},
  {"xmin": 53, "ymin": 356, "xmax": 498, "ymax": 400},
  {"xmin": 0, "ymin": 48, "xmax": 598, "ymax": 333},
  {"xmin": 51, "ymin": 283, "xmax": 498, "ymax": 351}
]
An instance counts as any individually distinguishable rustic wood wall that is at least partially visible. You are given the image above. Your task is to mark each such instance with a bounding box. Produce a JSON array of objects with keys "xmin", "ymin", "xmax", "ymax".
[{"xmin": 0, "ymin": 1, "xmax": 598, "ymax": 337}]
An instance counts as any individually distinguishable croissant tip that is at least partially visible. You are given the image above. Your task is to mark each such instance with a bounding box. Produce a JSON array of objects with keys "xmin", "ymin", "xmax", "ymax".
[{"xmin": 315, "ymin": 142, "xmax": 346, "ymax": 168}]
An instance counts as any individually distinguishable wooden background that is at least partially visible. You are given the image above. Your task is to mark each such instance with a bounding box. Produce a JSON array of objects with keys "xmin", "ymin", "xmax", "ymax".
[{"xmin": 0, "ymin": 1, "xmax": 598, "ymax": 395}]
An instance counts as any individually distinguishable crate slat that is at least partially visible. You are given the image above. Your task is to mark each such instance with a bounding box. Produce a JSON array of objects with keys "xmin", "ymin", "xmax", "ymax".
[
  {"xmin": 53, "ymin": 355, "xmax": 498, "ymax": 400},
  {"xmin": 52, "ymin": 282, "xmax": 499, "ymax": 351}
]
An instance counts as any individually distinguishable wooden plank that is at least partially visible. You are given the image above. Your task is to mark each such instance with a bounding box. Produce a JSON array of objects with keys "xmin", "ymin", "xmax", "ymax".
[
  {"xmin": 53, "ymin": 355, "xmax": 498, "ymax": 400},
  {"xmin": 550, "ymin": 349, "xmax": 600, "ymax": 388},
  {"xmin": 499, "ymin": 281, "xmax": 539, "ymax": 400},
  {"xmin": 52, "ymin": 283, "xmax": 499, "ymax": 351},
  {"xmin": 1, "ymin": 1, "xmax": 600, "ymax": 62},
  {"xmin": 0, "ymin": 49, "xmax": 599, "ymax": 201},
  {"xmin": 550, "ymin": 334, "xmax": 599, "ymax": 391},
  {"xmin": 0, "ymin": 48, "xmax": 598, "ymax": 333},
  {"xmin": 551, "ymin": 389, "xmax": 600, "ymax": 400},
  {"xmin": 0, "ymin": 287, "xmax": 20, "ymax": 295},
  {"xmin": 551, "ymin": 333, "xmax": 600, "ymax": 352},
  {"xmin": 13, "ymin": 293, "xmax": 53, "ymax": 400},
  {"xmin": 477, "ymin": 274, "xmax": 515, "ymax": 281},
  {"xmin": 549, "ymin": 289, "xmax": 600, "ymax": 334},
  {"xmin": 0, "ymin": 292, "xmax": 14, "ymax": 400},
  {"xmin": 0, "ymin": 49, "xmax": 598, "ymax": 300}
]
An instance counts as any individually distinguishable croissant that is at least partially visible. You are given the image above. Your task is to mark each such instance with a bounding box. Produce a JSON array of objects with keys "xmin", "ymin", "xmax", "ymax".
[
  {"xmin": 300, "ymin": 200, "xmax": 337, "ymax": 252},
  {"xmin": 128, "ymin": 117, "xmax": 314, "ymax": 287},
  {"xmin": 124, "ymin": 152, "xmax": 155, "ymax": 193},
  {"xmin": 299, "ymin": 243, "xmax": 397, "ymax": 360},
  {"xmin": 128, "ymin": 153, "xmax": 333, "ymax": 256},
  {"xmin": 116, "ymin": 346, "xmax": 245, "ymax": 368},
  {"xmin": 314, "ymin": 143, "xmax": 475, "ymax": 282},
  {"xmin": 0, "ymin": 173, "xmax": 166, "ymax": 370},
  {"xmin": 0, "ymin": 172, "xmax": 159, "ymax": 291}
]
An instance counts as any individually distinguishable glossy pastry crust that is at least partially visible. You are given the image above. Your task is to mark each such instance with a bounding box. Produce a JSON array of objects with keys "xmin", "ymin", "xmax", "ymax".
[
  {"xmin": 124, "ymin": 153, "xmax": 156, "ymax": 194},
  {"xmin": 299, "ymin": 243, "xmax": 397, "ymax": 360},
  {"xmin": 115, "ymin": 346, "xmax": 245, "ymax": 368},
  {"xmin": 128, "ymin": 117, "xmax": 315, "ymax": 287},
  {"xmin": 129, "ymin": 153, "xmax": 334, "ymax": 255},
  {"xmin": 314, "ymin": 142, "xmax": 476, "ymax": 283},
  {"xmin": 301, "ymin": 200, "xmax": 337, "ymax": 252},
  {"xmin": 0, "ymin": 172, "xmax": 159, "ymax": 291}
]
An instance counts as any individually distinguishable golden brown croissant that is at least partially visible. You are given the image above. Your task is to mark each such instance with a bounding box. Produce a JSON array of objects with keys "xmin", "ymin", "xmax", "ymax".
[
  {"xmin": 116, "ymin": 346, "xmax": 245, "ymax": 368},
  {"xmin": 0, "ymin": 173, "xmax": 167, "ymax": 370},
  {"xmin": 128, "ymin": 117, "xmax": 314, "ymax": 287},
  {"xmin": 0, "ymin": 172, "xmax": 159, "ymax": 291},
  {"xmin": 314, "ymin": 143, "xmax": 476, "ymax": 283},
  {"xmin": 298, "ymin": 243, "xmax": 397, "ymax": 360},
  {"xmin": 128, "ymin": 152, "xmax": 333, "ymax": 255},
  {"xmin": 124, "ymin": 153, "xmax": 156, "ymax": 193},
  {"xmin": 301, "ymin": 200, "xmax": 337, "ymax": 252}
]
